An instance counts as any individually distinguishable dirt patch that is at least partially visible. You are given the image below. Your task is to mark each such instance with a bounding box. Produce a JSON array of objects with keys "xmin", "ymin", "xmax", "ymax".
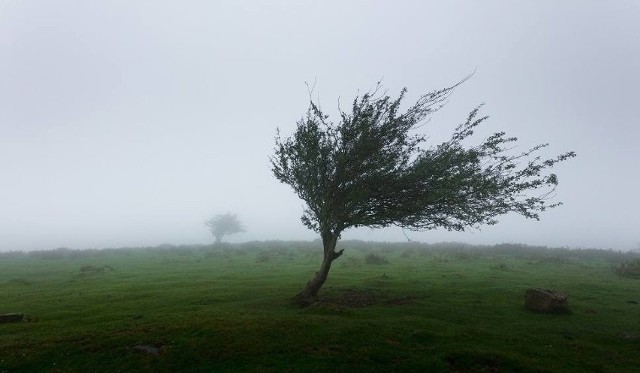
[
  {"xmin": 307, "ymin": 302, "xmax": 348, "ymax": 312},
  {"xmin": 315, "ymin": 288, "xmax": 418, "ymax": 308},
  {"xmin": 335, "ymin": 288, "xmax": 381, "ymax": 307}
]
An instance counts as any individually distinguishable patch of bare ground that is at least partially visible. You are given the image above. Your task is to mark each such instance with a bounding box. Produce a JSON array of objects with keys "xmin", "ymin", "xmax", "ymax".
[{"xmin": 313, "ymin": 288, "xmax": 418, "ymax": 308}]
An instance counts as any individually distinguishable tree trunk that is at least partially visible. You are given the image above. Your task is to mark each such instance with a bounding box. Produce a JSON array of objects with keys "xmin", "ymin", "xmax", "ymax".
[{"xmin": 294, "ymin": 232, "xmax": 343, "ymax": 306}]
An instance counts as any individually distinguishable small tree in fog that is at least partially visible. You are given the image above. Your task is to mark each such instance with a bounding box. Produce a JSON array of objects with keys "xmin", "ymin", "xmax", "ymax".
[
  {"xmin": 271, "ymin": 79, "xmax": 575, "ymax": 305},
  {"xmin": 205, "ymin": 213, "xmax": 245, "ymax": 244}
]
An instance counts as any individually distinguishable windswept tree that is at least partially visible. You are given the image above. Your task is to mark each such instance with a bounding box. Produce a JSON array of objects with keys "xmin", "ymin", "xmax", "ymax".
[
  {"xmin": 205, "ymin": 213, "xmax": 245, "ymax": 244},
  {"xmin": 271, "ymin": 79, "xmax": 575, "ymax": 304}
]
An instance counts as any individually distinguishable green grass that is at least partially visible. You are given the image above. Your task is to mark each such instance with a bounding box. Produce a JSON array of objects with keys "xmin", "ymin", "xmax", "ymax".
[{"xmin": 1, "ymin": 242, "xmax": 639, "ymax": 372}]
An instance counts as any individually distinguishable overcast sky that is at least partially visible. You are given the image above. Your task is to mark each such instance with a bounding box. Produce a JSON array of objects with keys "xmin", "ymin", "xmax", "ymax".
[{"xmin": 1, "ymin": 0, "xmax": 638, "ymax": 251}]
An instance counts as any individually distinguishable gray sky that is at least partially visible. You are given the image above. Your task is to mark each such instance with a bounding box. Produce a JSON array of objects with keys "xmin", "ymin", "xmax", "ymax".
[{"xmin": 1, "ymin": 0, "xmax": 639, "ymax": 251}]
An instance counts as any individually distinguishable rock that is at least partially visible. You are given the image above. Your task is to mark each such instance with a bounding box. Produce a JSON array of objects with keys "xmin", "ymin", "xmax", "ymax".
[
  {"xmin": 132, "ymin": 344, "xmax": 165, "ymax": 356},
  {"xmin": 0, "ymin": 313, "xmax": 24, "ymax": 323},
  {"xmin": 525, "ymin": 288, "xmax": 569, "ymax": 313}
]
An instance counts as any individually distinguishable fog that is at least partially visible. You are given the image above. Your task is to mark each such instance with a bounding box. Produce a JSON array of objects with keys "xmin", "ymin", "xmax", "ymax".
[{"xmin": 1, "ymin": 1, "xmax": 638, "ymax": 251}]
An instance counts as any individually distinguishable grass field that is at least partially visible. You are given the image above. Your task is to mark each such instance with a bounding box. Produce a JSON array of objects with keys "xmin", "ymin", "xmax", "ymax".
[{"xmin": 1, "ymin": 241, "xmax": 639, "ymax": 372}]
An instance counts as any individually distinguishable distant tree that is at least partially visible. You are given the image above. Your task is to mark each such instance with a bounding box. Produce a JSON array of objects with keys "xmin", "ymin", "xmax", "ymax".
[
  {"xmin": 205, "ymin": 213, "xmax": 245, "ymax": 244},
  {"xmin": 271, "ymin": 79, "xmax": 575, "ymax": 304}
]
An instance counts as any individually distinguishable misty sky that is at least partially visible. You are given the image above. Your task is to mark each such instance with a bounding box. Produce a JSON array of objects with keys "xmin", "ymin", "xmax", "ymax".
[{"xmin": 1, "ymin": 1, "xmax": 639, "ymax": 251}]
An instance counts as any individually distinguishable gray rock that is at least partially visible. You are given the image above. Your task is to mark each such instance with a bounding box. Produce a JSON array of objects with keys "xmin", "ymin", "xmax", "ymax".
[
  {"xmin": 0, "ymin": 313, "xmax": 24, "ymax": 323},
  {"xmin": 132, "ymin": 344, "xmax": 163, "ymax": 356},
  {"xmin": 525, "ymin": 288, "xmax": 569, "ymax": 313}
]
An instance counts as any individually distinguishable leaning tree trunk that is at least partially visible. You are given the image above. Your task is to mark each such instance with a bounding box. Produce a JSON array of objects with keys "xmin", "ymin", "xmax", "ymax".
[{"xmin": 294, "ymin": 232, "xmax": 343, "ymax": 306}]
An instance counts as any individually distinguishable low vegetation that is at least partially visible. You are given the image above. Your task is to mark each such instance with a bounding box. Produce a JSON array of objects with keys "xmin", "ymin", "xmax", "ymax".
[
  {"xmin": 364, "ymin": 252, "xmax": 389, "ymax": 265},
  {"xmin": 613, "ymin": 258, "xmax": 640, "ymax": 278},
  {"xmin": 1, "ymin": 241, "xmax": 639, "ymax": 371}
]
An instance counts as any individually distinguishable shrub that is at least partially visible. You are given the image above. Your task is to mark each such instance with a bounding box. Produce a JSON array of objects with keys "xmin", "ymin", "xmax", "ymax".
[
  {"xmin": 256, "ymin": 251, "xmax": 271, "ymax": 263},
  {"xmin": 613, "ymin": 258, "xmax": 640, "ymax": 278},
  {"xmin": 365, "ymin": 253, "xmax": 389, "ymax": 265},
  {"xmin": 79, "ymin": 264, "xmax": 114, "ymax": 276},
  {"xmin": 490, "ymin": 263, "xmax": 510, "ymax": 270},
  {"xmin": 433, "ymin": 255, "xmax": 449, "ymax": 263}
]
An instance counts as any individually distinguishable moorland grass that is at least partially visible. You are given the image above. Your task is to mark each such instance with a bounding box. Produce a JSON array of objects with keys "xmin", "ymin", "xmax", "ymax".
[{"xmin": 1, "ymin": 241, "xmax": 639, "ymax": 372}]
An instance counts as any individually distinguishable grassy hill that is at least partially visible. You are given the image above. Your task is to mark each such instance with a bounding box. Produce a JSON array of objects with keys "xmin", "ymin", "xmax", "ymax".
[{"xmin": 1, "ymin": 241, "xmax": 639, "ymax": 372}]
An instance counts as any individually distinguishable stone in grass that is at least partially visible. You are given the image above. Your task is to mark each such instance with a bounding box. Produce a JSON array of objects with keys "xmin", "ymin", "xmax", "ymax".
[
  {"xmin": 0, "ymin": 313, "xmax": 24, "ymax": 324},
  {"xmin": 132, "ymin": 344, "xmax": 166, "ymax": 356},
  {"xmin": 524, "ymin": 288, "xmax": 569, "ymax": 313}
]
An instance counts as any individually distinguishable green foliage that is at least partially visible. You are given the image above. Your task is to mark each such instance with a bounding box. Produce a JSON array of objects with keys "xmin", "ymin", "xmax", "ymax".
[
  {"xmin": 271, "ymin": 80, "xmax": 575, "ymax": 237},
  {"xmin": 613, "ymin": 258, "xmax": 640, "ymax": 278},
  {"xmin": 256, "ymin": 250, "xmax": 271, "ymax": 263}
]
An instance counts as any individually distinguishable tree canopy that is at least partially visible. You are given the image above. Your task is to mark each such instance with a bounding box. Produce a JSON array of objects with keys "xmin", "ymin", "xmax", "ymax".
[
  {"xmin": 271, "ymin": 80, "xmax": 575, "ymax": 302},
  {"xmin": 205, "ymin": 213, "xmax": 245, "ymax": 244}
]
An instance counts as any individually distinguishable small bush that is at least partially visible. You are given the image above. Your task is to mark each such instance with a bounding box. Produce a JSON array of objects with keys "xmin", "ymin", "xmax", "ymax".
[
  {"xmin": 433, "ymin": 255, "xmax": 449, "ymax": 263},
  {"xmin": 490, "ymin": 263, "xmax": 509, "ymax": 271},
  {"xmin": 365, "ymin": 253, "xmax": 389, "ymax": 265},
  {"xmin": 256, "ymin": 251, "xmax": 271, "ymax": 263},
  {"xmin": 614, "ymin": 258, "xmax": 640, "ymax": 278},
  {"xmin": 79, "ymin": 264, "xmax": 114, "ymax": 276}
]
